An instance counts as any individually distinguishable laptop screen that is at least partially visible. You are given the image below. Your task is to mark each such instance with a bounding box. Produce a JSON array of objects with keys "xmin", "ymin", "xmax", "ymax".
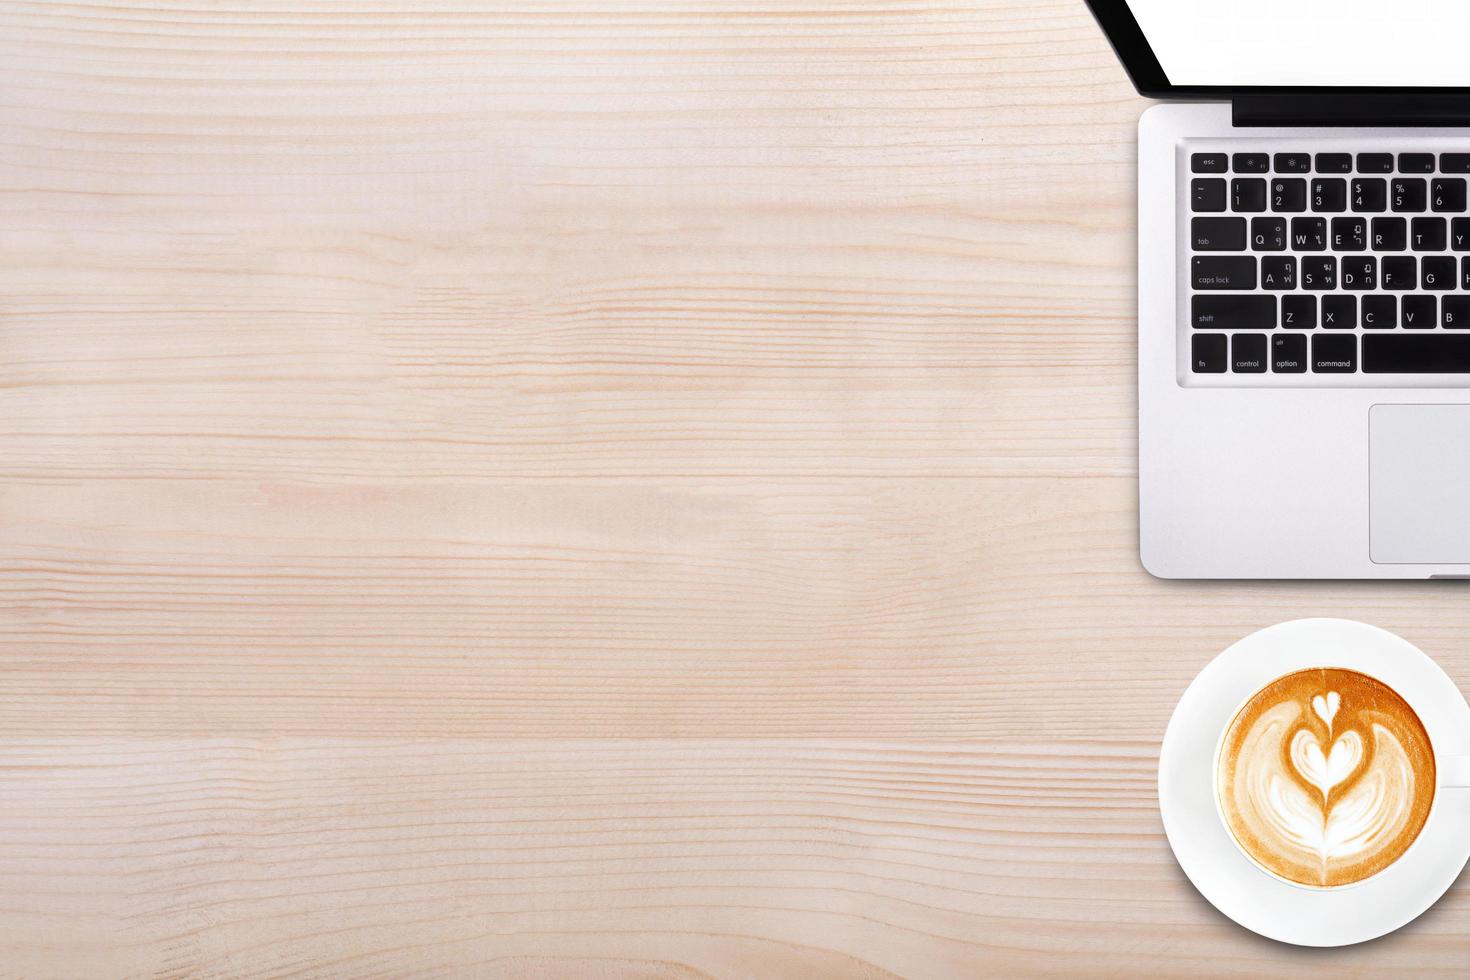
[{"xmin": 1125, "ymin": 0, "xmax": 1470, "ymax": 88}]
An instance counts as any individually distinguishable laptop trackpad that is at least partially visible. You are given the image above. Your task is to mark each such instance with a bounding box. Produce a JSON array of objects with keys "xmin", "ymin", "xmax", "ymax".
[{"xmin": 1371, "ymin": 405, "xmax": 1470, "ymax": 564}]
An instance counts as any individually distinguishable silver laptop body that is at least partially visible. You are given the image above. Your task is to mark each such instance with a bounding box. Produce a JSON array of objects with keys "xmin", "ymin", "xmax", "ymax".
[{"xmin": 1092, "ymin": 2, "xmax": 1470, "ymax": 578}]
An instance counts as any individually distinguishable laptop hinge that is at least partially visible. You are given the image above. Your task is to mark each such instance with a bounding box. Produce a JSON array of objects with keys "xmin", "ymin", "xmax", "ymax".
[{"xmin": 1233, "ymin": 94, "xmax": 1470, "ymax": 128}]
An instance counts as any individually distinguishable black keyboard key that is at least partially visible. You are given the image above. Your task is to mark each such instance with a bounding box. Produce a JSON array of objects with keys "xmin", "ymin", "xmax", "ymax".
[
  {"xmin": 1233, "ymin": 153, "xmax": 1269, "ymax": 174},
  {"xmin": 1261, "ymin": 256, "xmax": 1296, "ymax": 290},
  {"xmin": 1270, "ymin": 177, "xmax": 1307, "ymax": 212},
  {"xmin": 1312, "ymin": 178, "xmax": 1347, "ymax": 212},
  {"xmin": 1372, "ymin": 217, "xmax": 1407, "ymax": 251},
  {"xmin": 1463, "ymin": 257, "xmax": 1470, "ymax": 289},
  {"xmin": 1231, "ymin": 333, "xmax": 1267, "ymax": 373},
  {"xmin": 1192, "ymin": 256, "xmax": 1256, "ymax": 290},
  {"xmin": 1192, "ymin": 152, "xmax": 1228, "ymax": 173},
  {"xmin": 1272, "ymin": 333, "xmax": 1307, "ymax": 372},
  {"xmin": 1351, "ymin": 178, "xmax": 1387, "ymax": 212},
  {"xmin": 1382, "ymin": 256, "xmax": 1417, "ymax": 290},
  {"xmin": 1322, "ymin": 295, "xmax": 1356, "ymax": 329},
  {"xmin": 1443, "ymin": 296, "xmax": 1470, "ymax": 328},
  {"xmin": 1192, "ymin": 178, "xmax": 1227, "ymax": 212},
  {"xmin": 1402, "ymin": 295, "xmax": 1436, "ymax": 328},
  {"xmin": 1291, "ymin": 216, "xmax": 1327, "ymax": 251},
  {"xmin": 1251, "ymin": 216, "xmax": 1287, "ymax": 251},
  {"xmin": 1342, "ymin": 256, "xmax": 1376, "ymax": 290},
  {"xmin": 1272, "ymin": 153, "xmax": 1311, "ymax": 174},
  {"xmin": 1433, "ymin": 177, "xmax": 1467, "ymax": 212},
  {"xmin": 1331, "ymin": 216, "xmax": 1366, "ymax": 251},
  {"xmin": 1362, "ymin": 295, "xmax": 1396, "ymax": 329},
  {"xmin": 1363, "ymin": 334, "xmax": 1470, "ymax": 372},
  {"xmin": 1357, "ymin": 153, "xmax": 1393, "ymax": 173},
  {"xmin": 1192, "ymin": 216, "xmax": 1247, "ymax": 251},
  {"xmin": 1312, "ymin": 334, "xmax": 1357, "ymax": 373},
  {"xmin": 1412, "ymin": 216, "xmax": 1447, "ymax": 250},
  {"xmin": 1281, "ymin": 295, "xmax": 1316, "ymax": 329},
  {"xmin": 1191, "ymin": 295, "xmax": 1274, "ymax": 329},
  {"xmin": 1392, "ymin": 178, "xmax": 1427, "ymax": 212},
  {"xmin": 1423, "ymin": 255, "xmax": 1456, "ymax": 289},
  {"xmin": 1453, "ymin": 217, "xmax": 1470, "ymax": 250},
  {"xmin": 1442, "ymin": 153, "xmax": 1470, "ymax": 173},
  {"xmin": 1399, "ymin": 153, "xmax": 1436, "ymax": 173},
  {"xmin": 1315, "ymin": 153, "xmax": 1352, "ymax": 173},
  {"xmin": 1192, "ymin": 334, "xmax": 1227, "ymax": 373},
  {"xmin": 1302, "ymin": 256, "xmax": 1337, "ymax": 290},
  {"xmin": 1233, "ymin": 178, "xmax": 1267, "ymax": 212}
]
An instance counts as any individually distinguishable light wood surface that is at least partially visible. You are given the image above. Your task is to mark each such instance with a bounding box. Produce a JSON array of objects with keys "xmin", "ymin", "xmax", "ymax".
[{"xmin": 2, "ymin": 1, "xmax": 1467, "ymax": 976}]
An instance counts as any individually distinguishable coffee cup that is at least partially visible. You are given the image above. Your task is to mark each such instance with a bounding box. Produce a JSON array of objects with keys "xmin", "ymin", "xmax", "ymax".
[{"xmin": 1159, "ymin": 618, "xmax": 1470, "ymax": 946}]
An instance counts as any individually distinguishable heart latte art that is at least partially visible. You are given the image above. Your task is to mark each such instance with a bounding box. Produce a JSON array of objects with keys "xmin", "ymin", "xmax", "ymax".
[{"xmin": 1216, "ymin": 668, "xmax": 1436, "ymax": 888}]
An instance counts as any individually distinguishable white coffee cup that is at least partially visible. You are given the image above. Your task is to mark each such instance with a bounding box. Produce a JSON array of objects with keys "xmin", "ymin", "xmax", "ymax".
[{"xmin": 1159, "ymin": 618, "xmax": 1470, "ymax": 946}]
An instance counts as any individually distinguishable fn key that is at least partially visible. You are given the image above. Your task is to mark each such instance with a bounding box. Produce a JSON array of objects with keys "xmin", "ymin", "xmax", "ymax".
[{"xmin": 1192, "ymin": 334, "xmax": 1226, "ymax": 373}]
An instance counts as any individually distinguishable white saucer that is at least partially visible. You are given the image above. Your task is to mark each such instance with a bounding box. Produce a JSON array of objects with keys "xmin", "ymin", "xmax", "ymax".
[{"xmin": 1159, "ymin": 618, "xmax": 1470, "ymax": 947}]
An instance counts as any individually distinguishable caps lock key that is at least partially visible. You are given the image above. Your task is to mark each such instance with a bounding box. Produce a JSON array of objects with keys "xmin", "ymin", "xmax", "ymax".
[{"xmin": 1192, "ymin": 256, "xmax": 1256, "ymax": 290}]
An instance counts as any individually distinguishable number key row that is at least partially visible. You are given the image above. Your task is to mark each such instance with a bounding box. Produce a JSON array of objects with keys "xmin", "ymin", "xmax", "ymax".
[{"xmin": 1193, "ymin": 177, "xmax": 1468, "ymax": 213}]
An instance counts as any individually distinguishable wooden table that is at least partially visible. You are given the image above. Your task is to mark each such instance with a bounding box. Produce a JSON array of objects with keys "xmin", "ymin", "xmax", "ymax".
[{"xmin": 2, "ymin": 2, "xmax": 1467, "ymax": 975}]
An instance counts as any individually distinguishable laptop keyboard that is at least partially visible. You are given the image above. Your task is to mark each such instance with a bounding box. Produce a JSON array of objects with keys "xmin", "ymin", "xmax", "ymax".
[{"xmin": 1185, "ymin": 148, "xmax": 1470, "ymax": 382}]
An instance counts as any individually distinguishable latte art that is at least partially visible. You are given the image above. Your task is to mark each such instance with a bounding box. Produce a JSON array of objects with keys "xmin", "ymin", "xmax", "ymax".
[{"xmin": 1216, "ymin": 668, "xmax": 1436, "ymax": 888}]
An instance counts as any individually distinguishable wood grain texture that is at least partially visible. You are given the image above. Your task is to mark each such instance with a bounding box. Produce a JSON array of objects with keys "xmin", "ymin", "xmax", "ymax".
[{"xmin": 0, "ymin": 1, "xmax": 1466, "ymax": 976}]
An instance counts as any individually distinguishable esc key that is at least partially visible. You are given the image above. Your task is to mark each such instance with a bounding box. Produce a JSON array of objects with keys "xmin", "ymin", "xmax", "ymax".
[{"xmin": 1192, "ymin": 152, "xmax": 1228, "ymax": 173}]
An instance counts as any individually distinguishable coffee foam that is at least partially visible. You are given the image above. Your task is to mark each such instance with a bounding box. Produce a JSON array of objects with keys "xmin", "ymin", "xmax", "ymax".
[{"xmin": 1216, "ymin": 668, "xmax": 1435, "ymax": 888}]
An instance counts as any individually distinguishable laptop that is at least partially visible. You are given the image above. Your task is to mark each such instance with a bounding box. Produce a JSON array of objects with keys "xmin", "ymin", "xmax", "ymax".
[{"xmin": 1087, "ymin": 0, "xmax": 1470, "ymax": 579}]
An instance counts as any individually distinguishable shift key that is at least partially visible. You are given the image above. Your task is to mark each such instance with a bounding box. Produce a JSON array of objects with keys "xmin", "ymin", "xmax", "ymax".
[
  {"xmin": 1193, "ymin": 256, "xmax": 1256, "ymax": 290},
  {"xmin": 1192, "ymin": 295, "xmax": 1275, "ymax": 329}
]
